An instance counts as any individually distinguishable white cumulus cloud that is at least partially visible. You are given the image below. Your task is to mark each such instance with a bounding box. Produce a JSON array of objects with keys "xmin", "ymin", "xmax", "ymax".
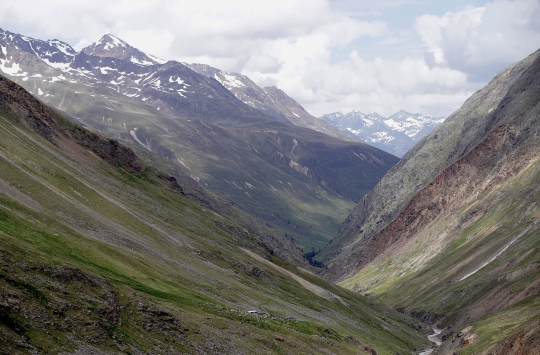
[
  {"xmin": 415, "ymin": 0, "xmax": 540, "ymax": 81},
  {"xmin": 0, "ymin": 0, "xmax": 539, "ymax": 118}
]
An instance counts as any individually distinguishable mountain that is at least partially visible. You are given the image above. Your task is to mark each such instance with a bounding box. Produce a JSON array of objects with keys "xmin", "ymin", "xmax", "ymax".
[
  {"xmin": 185, "ymin": 63, "xmax": 357, "ymax": 141},
  {"xmin": 0, "ymin": 29, "xmax": 272, "ymax": 123},
  {"xmin": 385, "ymin": 110, "xmax": 444, "ymax": 141},
  {"xmin": 320, "ymin": 48, "xmax": 540, "ymax": 353},
  {"xmin": 0, "ymin": 73, "xmax": 429, "ymax": 354},
  {"xmin": 321, "ymin": 109, "xmax": 445, "ymax": 157},
  {"xmin": 81, "ymin": 34, "xmax": 167, "ymax": 66},
  {"xmin": 0, "ymin": 28, "xmax": 398, "ymax": 251}
]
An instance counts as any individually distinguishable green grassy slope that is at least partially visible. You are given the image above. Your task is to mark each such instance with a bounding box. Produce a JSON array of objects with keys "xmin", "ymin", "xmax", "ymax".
[
  {"xmin": 0, "ymin": 75, "xmax": 426, "ymax": 354},
  {"xmin": 342, "ymin": 155, "xmax": 540, "ymax": 354},
  {"xmin": 10, "ymin": 75, "xmax": 397, "ymax": 251}
]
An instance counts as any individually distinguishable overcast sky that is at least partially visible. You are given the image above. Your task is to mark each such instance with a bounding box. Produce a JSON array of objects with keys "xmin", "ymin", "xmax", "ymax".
[{"xmin": 2, "ymin": 0, "xmax": 540, "ymax": 117}]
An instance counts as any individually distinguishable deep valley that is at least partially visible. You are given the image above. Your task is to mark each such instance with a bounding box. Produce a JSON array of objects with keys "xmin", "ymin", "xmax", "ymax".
[{"xmin": 1, "ymin": 26, "xmax": 540, "ymax": 355}]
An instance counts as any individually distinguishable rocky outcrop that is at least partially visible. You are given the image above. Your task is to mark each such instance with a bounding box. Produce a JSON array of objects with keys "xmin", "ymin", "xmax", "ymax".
[{"xmin": 486, "ymin": 320, "xmax": 540, "ymax": 355}]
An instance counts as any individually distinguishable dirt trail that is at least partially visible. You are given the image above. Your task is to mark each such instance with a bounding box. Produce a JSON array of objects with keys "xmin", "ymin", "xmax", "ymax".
[{"xmin": 240, "ymin": 247, "xmax": 346, "ymax": 304}]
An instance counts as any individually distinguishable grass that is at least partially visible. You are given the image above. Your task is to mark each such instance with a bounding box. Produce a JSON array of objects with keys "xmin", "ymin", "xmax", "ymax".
[
  {"xmin": 10, "ymin": 77, "xmax": 394, "ymax": 252},
  {"xmin": 459, "ymin": 295, "xmax": 540, "ymax": 355},
  {"xmin": 0, "ymin": 103, "xmax": 427, "ymax": 354},
  {"xmin": 338, "ymin": 136, "xmax": 540, "ymax": 353}
]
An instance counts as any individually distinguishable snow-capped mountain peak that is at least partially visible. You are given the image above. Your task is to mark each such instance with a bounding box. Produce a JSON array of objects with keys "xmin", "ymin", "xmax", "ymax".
[
  {"xmin": 321, "ymin": 109, "xmax": 445, "ymax": 157},
  {"xmin": 97, "ymin": 34, "xmax": 129, "ymax": 50},
  {"xmin": 321, "ymin": 112, "xmax": 343, "ymax": 121},
  {"xmin": 384, "ymin": 111, "xmax": 444, "ymax": 139},
  {"xmin": 0, "ymin": 28, "xmax": 354, "ymax": 142},
  {"xmin": 81, "ymin": 34, "xmax": 163, "ymax": 66}
]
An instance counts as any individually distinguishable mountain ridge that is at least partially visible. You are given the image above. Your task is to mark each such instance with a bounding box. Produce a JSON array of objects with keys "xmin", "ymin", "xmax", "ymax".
[{"xmin": 185, "ymin": 62, "xmax": 357, "ymax": 141}]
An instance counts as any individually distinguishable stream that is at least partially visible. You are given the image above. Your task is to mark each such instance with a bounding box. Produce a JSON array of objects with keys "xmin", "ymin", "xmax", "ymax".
[{"xmin": 419, "ymin": 328, "xmax": 442, "ymax": 355}]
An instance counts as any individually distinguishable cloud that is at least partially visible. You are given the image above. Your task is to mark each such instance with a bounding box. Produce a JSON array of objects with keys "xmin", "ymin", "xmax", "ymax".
[
  {"xmin": 1, "ymin": 0, "xmax": 538, "ymax": 119},
  {"xmin": 415, "ymin": 0, "xmax": 540, "ymax": 81},
  {"xmin": 245, "ymin": 49, "xmax": 472, "ymax": 117}
]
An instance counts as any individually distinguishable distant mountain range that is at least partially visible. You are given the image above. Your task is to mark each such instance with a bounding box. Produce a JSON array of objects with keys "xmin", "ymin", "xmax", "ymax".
[{"xmin": 321, "ymin": 110, "xmax": 445, "ymax": 157}]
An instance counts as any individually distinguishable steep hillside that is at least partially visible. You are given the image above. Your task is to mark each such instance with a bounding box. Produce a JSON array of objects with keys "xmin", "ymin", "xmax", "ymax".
[
  {"xmin": 324, "ymin": 49, "xmax": 540, "ymax": 354},
  {"xmin": 0, "ymin": 74, "xmax": 428, "ymax": 354},
  {"xmin": 320, "ymin": 48, "xmax": 540, "ymax": 276},
  {"xmin": 0, "ymin": 28, "xmax": 399, "ymax": 251}
]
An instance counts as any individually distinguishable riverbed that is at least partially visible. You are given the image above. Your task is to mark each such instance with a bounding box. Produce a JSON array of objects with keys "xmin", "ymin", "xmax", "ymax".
[{"xmin": 419, "ymin": 328, "xmax": 442, "ymax": 355}]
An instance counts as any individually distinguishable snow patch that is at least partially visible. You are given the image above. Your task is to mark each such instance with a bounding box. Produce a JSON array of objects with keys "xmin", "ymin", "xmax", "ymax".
[
  {"xmin": 50, "ymin": 76, "xmax": 66, "ymax": 82},
  {"xmin": 148, "ymin": 54, "xmax": 166, "ymax": 64},
  {"xmin": 130, "ymin": 129, "xmax": 151, "ymax": 150},
  {"xmin": 169, "ymin": 76, "xmax": 184, "ymax": 85},
  {"xmin": 363, "ymin": 118, "xmax": 374, "ymax": 127},
  {"xmin": 214, "ymin": 72, "xmax": 245, "ymax": 88},
  {"xmin": 130, "ymin": 56, "xmax": 154, "ymax": 66},
  {"xmin": 50, "ymin": 40, "xmax": 75, "ymax": 55},
  {"xmin": 0, "ymin": 59, "xmax": 27, "ymax": 76},
  {"xmin": 41, "ymin": 57, "xmax": 71, "ymax": 70},
  {"xmin": 100, "ymin": 67, "xmax": 115, "ymax": 75}
]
